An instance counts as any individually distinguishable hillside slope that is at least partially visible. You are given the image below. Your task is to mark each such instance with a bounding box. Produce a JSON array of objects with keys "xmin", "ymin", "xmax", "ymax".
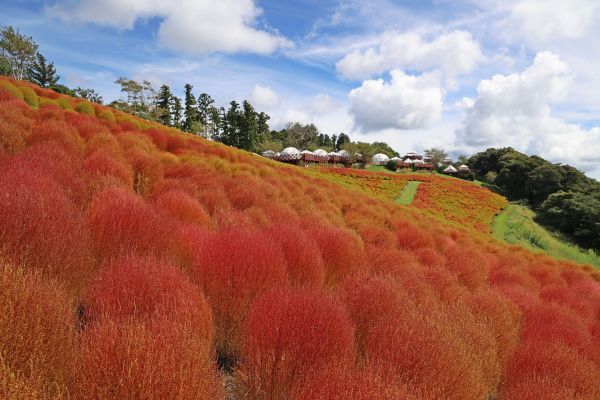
[{"xmin": 1, "ymin": 77, "xmax": 599, "ymax": 400}]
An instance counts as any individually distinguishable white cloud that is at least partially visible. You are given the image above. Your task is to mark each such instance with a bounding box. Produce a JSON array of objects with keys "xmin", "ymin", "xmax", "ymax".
[
  {"xmin": 308, "ymin": 94, "xmax": 336, "ymax": 115},
  {"xmin": 348, "ymin": 70, "xmax": 443, "ymax": 132},
  {"xmin": 47, "ymin": 0, "xmax": 291, "ymax": 55},
  {"xmin": 501, "ymin": 0, "xmax": 600, "ymax": 43},
  {"xmin": 251, "ymin": 84, "xmax": 280, "ymax": 109},
  {"xmin": 336, "ymin": 30, "xmax": 483, "ymax": 84},
  {"xmin": 456, "ymin": 51, "xmax": 600, "ymax": 173}
]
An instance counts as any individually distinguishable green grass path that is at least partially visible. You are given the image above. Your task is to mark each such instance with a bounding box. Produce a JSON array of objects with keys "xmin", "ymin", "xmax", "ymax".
[
  {"xmin": 493, "ymin": 204, "xmax": 600, "ymax": 268},
  {"xmin": 396, "ymin": 181, "xmax": 422, "ymax": 205}
]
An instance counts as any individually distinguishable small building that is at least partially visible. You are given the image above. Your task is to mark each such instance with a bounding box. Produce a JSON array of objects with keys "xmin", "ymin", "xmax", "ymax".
[
  {"xmin": 442, "ymin": 157, "xmax": 453, "ymax": 165},
  {"xmin": 458, "ymin": 164, "xmax": 470, "ymax": 172},
  {"xmin": 372, "ymin": 153, "xmax": 390, "ymax": 165},
  {"xmin": 261, "ymin": 150, "xmax": 276, "ymax": 158}
]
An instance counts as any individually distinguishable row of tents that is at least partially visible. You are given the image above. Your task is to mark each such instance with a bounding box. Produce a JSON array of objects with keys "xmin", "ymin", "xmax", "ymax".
[{"xmin": 261, "ymin": 148, "xmax": 470, "ymax": 173}]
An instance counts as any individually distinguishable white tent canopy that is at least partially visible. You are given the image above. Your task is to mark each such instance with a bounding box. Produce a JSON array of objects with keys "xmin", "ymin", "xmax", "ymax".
[
  {"xmin": 458, "ymin": 164, "xmax": 470, "ymax": 171},
  {"xmin": 313, "ymin": 149, "xmax": 328, "ymax": 156},
  {"xmin": 444, "ymin": 165, "xmax": 458, "ymax": 173},
  {"xmin": 300, "ymin": 150, "xmax": 314, "ymax": 154},
  {"xmin": 372, "ymin": 153, "xmax": 390, "ymax": 164},
  {"xmin": 281, "ymin": 147, "xmax": 300, "ymax": 155}
]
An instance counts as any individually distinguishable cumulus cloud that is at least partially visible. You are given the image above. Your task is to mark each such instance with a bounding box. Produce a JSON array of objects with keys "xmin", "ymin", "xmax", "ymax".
[
  {"xmin": 348, "ymin": 70, "xmax": 443, "ymax": 132},
  {"xmin": 47, "ymin": 0, "xmax": 291, "ymax": 55},
  {"xmin": 336, "ymin": 30, "xmax": 483, "ymax": 83},
  {"xmin": 456, "ymin": 51, "xmax": 600, "ymax": 172},
  {"xmin": 308, "ymin": 94, "xmax": 336, "ymax": 115},
  {"xmin": 501, "ymin": 0, "xmax": 600, "ymax": 43},
  {"xmin": 251, "ymin": 84, "xmax": 280, "ymax": 109}
]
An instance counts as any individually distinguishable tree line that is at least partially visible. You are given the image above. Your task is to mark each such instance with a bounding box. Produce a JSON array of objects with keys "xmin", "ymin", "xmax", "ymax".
[
  {"xmin": 0, "ymin": 25, "xmax": 103, "ymax": 103},
  {"xmin": 469, "ymin": 148, "xmax": 600, "ymax": 250}
]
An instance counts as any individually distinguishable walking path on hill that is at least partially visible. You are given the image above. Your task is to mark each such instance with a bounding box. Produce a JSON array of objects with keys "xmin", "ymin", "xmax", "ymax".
[{"xmin": 395, "ymin": 181, "xmax": 422, "ymax": 205}]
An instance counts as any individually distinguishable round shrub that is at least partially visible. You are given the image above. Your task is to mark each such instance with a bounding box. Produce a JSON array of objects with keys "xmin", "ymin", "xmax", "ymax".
[
  {"xmin": 0, "ymin": 261, "xmax": 75, "ymax": 398},
  {"xmin": 74, "ymin": 100, "xmax": 95, "ymax": 116},
  {"xmin": 18, "ymin": 85, "xmax": 39, "ymax": 108},
  {"xmin": 241, "ymin": 288, "xmax": 355, "ymax": 399},
  {"xmin": 0, "ymin": 80, "xmax": 24, "ymax": 100},
  {"xmin": 188, "ymin": 228, "xmax": 288, "ymax": 360}
]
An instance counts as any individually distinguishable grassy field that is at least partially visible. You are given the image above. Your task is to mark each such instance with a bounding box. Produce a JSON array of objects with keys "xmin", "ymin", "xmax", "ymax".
[
  {"xmin": 395, "ymin": 181, "xmax": 421, "ymax": 205},
  {"xmin": 493, "ymin": 203, "xmax": 600, "ymax": 268}
]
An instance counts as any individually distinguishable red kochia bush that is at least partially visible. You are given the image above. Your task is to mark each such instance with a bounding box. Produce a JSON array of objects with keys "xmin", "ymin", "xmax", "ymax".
[
  {"xmin": 0, "ymin": 261, "xmax": 75, "ymax": 398},
  {"xmin": 309, "ymin": 225, "xmax": 367, "ymax": 286},
  {"xmin": 83, "ymin": 149, "xmax": 134, "ymax": 189},
  {"xmin": 86, "ymin": 187, "xmax": 173, "ymax": 261},
  {"xmin": 74, "ymin": 318, "xmax": 222, "ymax": 400},
  {"xmin": 366, "ymin": 309, "xmax": 490, "ymax": 400},
  {"xmin": 240, "ymin": 289, "xmax": 355, "ymax": 399},
  {"xmin": 290, "ymin": 367, "xmax": 415, "ymax": 400},
  {"xmin": 152, "ymin": 189, "xmax": 213, "ymax": 228},
  {"xmin": 27, "ymin": 118, "xmax": 84, "ymax": 158},
  {"xmin": 339, "ymin": 275, "xmax": 412, "ymax": 360},
  {"xmin": 265, "ymin": 224, "xmax": 326, "ymax": 289},
  {"xmin": 189, "ymin": 228, "xmax": 288, "ymax": 358},
  {"xmin": 501, "ymin": 339, "xmax": 600, "ymax": 399},
  {"xmin": 74, "ymin": 256, "xmax": 220, "ymax": 400},
  {"xmin": 0, "ymin": 167, "xmax": 91, "ymax": 287},
  {"xmin": 83, "ymin": 256, "xmax": 213, "ymax": 331}
]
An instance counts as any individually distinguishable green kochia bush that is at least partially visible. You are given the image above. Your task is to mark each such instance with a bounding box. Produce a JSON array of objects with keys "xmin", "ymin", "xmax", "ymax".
[
  {"xmin": 0, "ymin": 80, "xmax": 24, "ymax": 100},
  {"xmin": 75, "ymin": 100, "xmax": 95, "ymax": 116},
  {"xmin": 18, "ymin": 85, "xmax": 39, "ymax": 108}
]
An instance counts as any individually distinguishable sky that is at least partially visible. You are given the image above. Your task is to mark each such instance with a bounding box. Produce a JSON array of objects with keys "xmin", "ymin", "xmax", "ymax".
[{"xmin": 2, "ymin": 0, "xmax": 600, "ymax": 177}]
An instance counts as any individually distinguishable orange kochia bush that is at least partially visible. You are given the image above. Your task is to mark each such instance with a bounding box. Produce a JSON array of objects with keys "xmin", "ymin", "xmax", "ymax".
[{"xmin": 0, "ymin": 76, "xmax": 599, "ymax": 400}]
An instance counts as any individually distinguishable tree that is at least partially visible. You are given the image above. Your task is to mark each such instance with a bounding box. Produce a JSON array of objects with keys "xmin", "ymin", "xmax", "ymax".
[
  {"xmin": 257, "ymin": 112, "xmax": 270, "ymax": 144},
  {"xmin": 198, "ymin": 93, "xmax": 215, "ymax": 136},
  {"xmin": 27, "ymin": 53, "xmax": 59, "ymax": 88},
  {"xmin": 74, "ymin": 87, "xmax": 103, "ymax": 104},
  {"xmin": 0, "ymin": 26, "xmax": 38, "ymax": 80},
  {"xmin": 115, "ymin": 77, "xmax": 156, "ymax": 120},
  {"xmin": 285, "ymin": 122, "xmax": 319, "ymax": 150},
  {"xmin": 335, "ymin": 133, "xmax": 350, "ymax": 151},
  {"xmin": 525, "ymin": 164, "xmax": 566, "ymax": 207},
  {"xmin": 172, "ymin": 96, "xmax": 183, "ymax": 130},
  {"xmin": 156, "ymin": 84, "xmax": 173, "ymax": 126},
  {"xmin": 424, "ymin": 148, "xmax": 448, "ymax": 167},
  {"xmin": 182, "ymin": 84, "xmax": 198, "ymax": 133},
  {"xmin": 51, "ymin": 83, "xmax": 75, "ymax": 96},
  {"xmin": 207, "ymin": 106, "xmax": 220, "ymax": 139},
  {"xmin": 238, "ymin": 100, "xmax": 258, "ymax": 151}
]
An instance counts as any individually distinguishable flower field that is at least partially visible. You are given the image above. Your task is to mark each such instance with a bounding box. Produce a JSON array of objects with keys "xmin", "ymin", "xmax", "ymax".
[
  {"xmin": 314, "ymin": 168, "xmax": 507, "ymax": 233},
  {"xmin": 1, "ymin": 76, "xmax": 599, "ymax": 400}
]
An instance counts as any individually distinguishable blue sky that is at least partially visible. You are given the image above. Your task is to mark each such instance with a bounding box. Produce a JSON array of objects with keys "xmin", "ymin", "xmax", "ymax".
[{"xmin": 2, "ymin": 0, "xmax": 600, "ymax": 177}]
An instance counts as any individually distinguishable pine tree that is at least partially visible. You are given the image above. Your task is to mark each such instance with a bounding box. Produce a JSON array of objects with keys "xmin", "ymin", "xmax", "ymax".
[
  {"xmin": 257, "ymin": 112, "xmax": 270, "ymax": 145},
  {"xmin": 182, "ymin": 84, "xmax": 198, "ymax": 133},
  {"xmin": 208, "ymin": 106, "xmax": 220, "ymax": 139},
  {"xmin": 156, "ymin": 84, "xmax": 173, "ymax": 126},
  {"xmin": 240, "ymin": 100, "xmax": 258, "ymax": 151},
  {"xmin": 172, "ymin": 96, "xmax": 183, "ymax": 129},
  {"xmin": 198, "ymin": 93, "xmax": 214, "ymax": 135},
  {"xmin": 27, "ymin": 53, "xmax": 59, "ymax": 88},
  {"xmin": 225, "ymin": 101, "xmax": 240, "ymax": 147}
]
